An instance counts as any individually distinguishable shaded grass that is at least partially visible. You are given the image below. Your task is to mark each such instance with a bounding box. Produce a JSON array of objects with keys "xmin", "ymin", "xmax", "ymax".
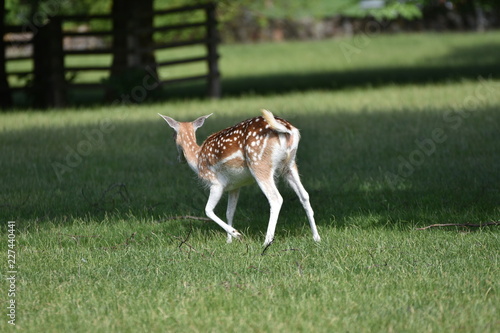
[
  {"xmin": 159, "ymin": 31, "xmax": 500, "ymax": 98},
  {"xmin": 217, "ymin": 32, "xmax": 500, "ymax": 96},
  {"xmin": 1, "ymin": 84, "xmax": 499, "ymax": 332},
  {"xmin": 1, "ymin": 80, "xmax": 499, "ymax": 229}
]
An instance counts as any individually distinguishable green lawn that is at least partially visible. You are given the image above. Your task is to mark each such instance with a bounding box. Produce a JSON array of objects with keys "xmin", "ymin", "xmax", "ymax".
[
  {"xmin": 1, "ymin": 32, "xmax": 499, "ymax": 332},
  {"xmin": 7, "ymin": 31, "xmax": 500, "ymax": 101}
]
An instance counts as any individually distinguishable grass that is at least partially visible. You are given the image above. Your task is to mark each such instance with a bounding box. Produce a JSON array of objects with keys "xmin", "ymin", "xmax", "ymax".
[
  {"xmin": 1, "ymin": 32, "xmax": 500, "ymax": 332},
  {"xmin": 7, "ymin": 31, "xmax": 500, "ymax": 103},
  {"xmin": 13, "ymin": 224, "xmax": 499, "ymax": 332}
]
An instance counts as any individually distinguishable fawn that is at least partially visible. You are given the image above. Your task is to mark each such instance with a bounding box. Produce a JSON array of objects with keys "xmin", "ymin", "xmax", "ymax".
[{"xmin": 159, "ymin": 109, "xmax": 320, "ymax": 246}]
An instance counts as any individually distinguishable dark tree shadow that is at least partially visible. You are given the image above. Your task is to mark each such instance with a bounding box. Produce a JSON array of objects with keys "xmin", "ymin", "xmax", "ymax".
[
  {"xmin": 159, "ymin": 41, "xmax": 500, "ymax": 100},
  {"xmin": 1, "ymin": 105, "xmax": 499, "ymax": 237},
  {"xmin": 10, "ymin": 40, "xmax": 500, "ymax": 106}
]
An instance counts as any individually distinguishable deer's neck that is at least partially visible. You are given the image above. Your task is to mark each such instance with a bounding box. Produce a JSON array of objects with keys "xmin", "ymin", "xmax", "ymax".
[{"xmin": 178, "ymin": 130, "xmax": 201, "ymax": 173}]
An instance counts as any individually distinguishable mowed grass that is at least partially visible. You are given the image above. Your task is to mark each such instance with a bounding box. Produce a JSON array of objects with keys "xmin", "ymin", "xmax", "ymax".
[
  {"xmin": 7, "ymin": 31, "xmax": 500, "ymax": 100},
  {"xmin": 1, "ymin": 32, "xmax": 500, "ymax": 332}
]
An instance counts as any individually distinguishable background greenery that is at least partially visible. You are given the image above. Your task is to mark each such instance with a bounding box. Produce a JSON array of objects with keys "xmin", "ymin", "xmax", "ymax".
[
  {"xmin": 6, "ymin": 0, "xmax": 500, "ymax": 30},
  {"xmin": 4, "ymin": 0, "xmax": 421, "ymax": 24},
  {"xmin": 7, "ymin": 31, "xmax": 500, "ymax": 101}
]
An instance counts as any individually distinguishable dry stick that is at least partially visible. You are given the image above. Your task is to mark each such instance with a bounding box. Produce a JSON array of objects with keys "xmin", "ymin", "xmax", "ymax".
[
  {"xmin": 0, "ymin": 194, "xmax": 30, "ymax": 208},
  {"xmin": 81, "ymin": 183, "xmax": 130, "ymax": 208},
  {"xmin": 168, "ymin": 224, "xmax": 199, "ymax": 254},
  {"xmin": 147, "ymin": 202, "xmax": 167, "ymax": 212},
  {"xmin": 169, "ymin": 217, "xmax": 249, "ymax": 256},
  {"xmin": 101, "ymin": 232, "xmax": 138, "ymax": 250},
  {"xmin": 178, "ymin": 226, "xmax": 196, "ymax": 252},
  {"xmin": 416, "ymin": 221, "xmax": 500, "ymax": 230},
  {"xmin": 125, "ymin": 232, "xmax": 137, "ymax": 245},
  {"xmin": 163, "ymin": 215, "xmax": 211, "ymax": 222},
  {"xmin": 262, "ymin": 246, "xmax": 302, "ymax": 257},
  {"xmin": 58, "ymin": 233, "xmax": 100, "ymax": 238},
  {"xmin": 58, "ymin": 233, "xmax": 100, "ymax": 247},
  {"xmin": 97, "ymin": 183, "xmax": 130, "ymax": 203}
]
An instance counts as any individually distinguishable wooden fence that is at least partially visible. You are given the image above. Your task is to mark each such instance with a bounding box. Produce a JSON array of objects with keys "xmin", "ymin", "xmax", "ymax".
[{"xmin": 3, "ymin": 3, "xmax": 220, "ymax": 107}]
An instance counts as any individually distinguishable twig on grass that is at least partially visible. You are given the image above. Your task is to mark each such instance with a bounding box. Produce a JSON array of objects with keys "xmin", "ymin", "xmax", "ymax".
[
  {"xmin": 0, "ymin": 194, "xmax": 30, "ymax": 209},
  {"xmin": 416, "ymin": 221, "xmax": 500, "ymax": 230},
  {"xmin": 160, "ymin": 215, "xmax": 211, "ymax": 222},
  {"xmin": 367, "ymin": 250, "xmax": 389, "ymax": 269},
  {"xmin": 101, "ymin": 232, "xmax": 139, "ymax": 250},
  {"xmin": 261, "ymin": 240, "xmax": 302, "ymax": 256},
  {"xmin": 280, "ymin": 248, "xmax": 301, "ymax": 253},
  {"xmin": 58, "ymin": 233, "xmax": 100, "ymax": 239},
  {"xmin": 177, "ymin": 226, "xmax": 197, "ymax": 253},
  {"xmin": 168, "ymin": 224, "xmax": 201, "ymax": 258},
  {"xmin": 58, "ymin": 232, "xmax": 100, "ymax": 247},
  {"xmin": 296, "ymin": 261, "xmax": 304, "ymax": 276},
  {"xmin": 82, "ymin": 183, "xmax": 130, "ymax": 210},
  {"xmin": 146, "ymin": 202, "xmax": 167, "ymax": 213}
]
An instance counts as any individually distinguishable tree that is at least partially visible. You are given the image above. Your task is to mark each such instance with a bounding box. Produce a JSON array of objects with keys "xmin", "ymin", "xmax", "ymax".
[
  {"xmin": 1, "ymin": 0, "xmax": 12, "ymax": 109},
  {"xmin": 107, "ymin": 0, "xmax": 157, "ymax": 101},
  {"xmin": 3, "ymin": 0, "xmax": 158, "ymax": 104}
]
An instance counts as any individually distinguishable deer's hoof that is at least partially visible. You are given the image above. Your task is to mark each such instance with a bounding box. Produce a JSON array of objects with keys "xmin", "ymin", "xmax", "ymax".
[{"xmin": 230, "ymin": 229, "xmax": 242, "ymax": 239}]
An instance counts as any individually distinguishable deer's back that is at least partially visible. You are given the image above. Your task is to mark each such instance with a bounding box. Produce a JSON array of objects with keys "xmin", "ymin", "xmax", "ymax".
[{"xmin": 197, "ymin": 116, "xmax": 296, "ymax": 186}]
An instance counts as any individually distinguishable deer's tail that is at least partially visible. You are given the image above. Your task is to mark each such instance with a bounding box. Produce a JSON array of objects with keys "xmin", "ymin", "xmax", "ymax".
[
  {"xmin": 261, "ymin": 109, "xmax": 292, "ymax": 134},
  {"xmin": 261, "ymin": 109, "xmax": 299, "ymax": 163}
]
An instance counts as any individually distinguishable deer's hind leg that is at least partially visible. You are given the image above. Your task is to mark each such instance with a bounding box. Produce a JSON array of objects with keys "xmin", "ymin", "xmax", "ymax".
[
  {"xmin": 250, "ymin": 163, "xmax": 284, "ymax": 246},
  {"xmin": 226, "ymin": 189, "xmax": 240, "ymax": 243}
]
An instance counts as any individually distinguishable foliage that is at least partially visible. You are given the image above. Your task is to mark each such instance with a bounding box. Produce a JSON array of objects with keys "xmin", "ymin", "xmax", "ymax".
[
  {"xmin": 343, "ymin": 0, "xmax": 423, "ymax": 20},
  {"xmin": 239, "ymin": 0, "xmax": 422, "ymax": 20},
  {"xmin": 5, "ymin": 0, "xmax": 500, "ymax": 30},
  {"xmin": 4, "ymin": 0, "xmax": 111, "ymax": 25},
  {"xmin": 5, "ymin": 0, "xmax": 500, "ymax": 23}
]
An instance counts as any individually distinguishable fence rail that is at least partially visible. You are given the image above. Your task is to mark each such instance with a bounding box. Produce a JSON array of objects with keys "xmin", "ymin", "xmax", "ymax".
[{"xmin": 3, "ymin": 2, "xmax": 220, "ymax": 107}]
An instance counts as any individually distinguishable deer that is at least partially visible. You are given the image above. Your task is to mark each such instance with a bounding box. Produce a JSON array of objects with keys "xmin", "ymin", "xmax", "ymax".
[{"xmin": 158, "ymin": 109, "xmax": 320, "ymax": 246}]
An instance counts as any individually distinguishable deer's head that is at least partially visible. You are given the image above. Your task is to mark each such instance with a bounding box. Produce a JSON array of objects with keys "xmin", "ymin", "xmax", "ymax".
[{"xmin": 158, "ymin": 113, "xmax": 212, "ymax": 164}]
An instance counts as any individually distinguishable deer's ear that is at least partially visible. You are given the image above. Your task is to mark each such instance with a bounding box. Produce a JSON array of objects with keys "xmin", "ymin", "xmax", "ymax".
[
  {"xmin": 192, "ymin": 113, "xmax": 213, "ymax": 130},
  {"xmin": 158, "ymin": 114, "xmax": 179, "ymax": 131}
]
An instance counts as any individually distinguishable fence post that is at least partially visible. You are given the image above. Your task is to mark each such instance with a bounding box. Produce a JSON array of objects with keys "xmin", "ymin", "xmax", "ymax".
[
  {"xmin": 0, "ymin": 5, "xmax": 12, "ymax": 109},
  {"xmin": 205, "ymin": 3, "xmax": 220, "ymax": 99},
  {"xmin": 33, "ymin": 17, "xmax": 66, "ymax": 108}
]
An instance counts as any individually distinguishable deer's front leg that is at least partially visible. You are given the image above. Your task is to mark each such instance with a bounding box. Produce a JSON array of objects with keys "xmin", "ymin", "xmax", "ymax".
[
  {"xmin": 255, "ymin": 177, "xmax": 283, "ymax": 247},
  {"xmin": 226, "ymin": 189, "xmax": 240, "ymax": 243},
  {"xmin": 205, "ymin": 184, "xmax": 242, "ymax": 239}
]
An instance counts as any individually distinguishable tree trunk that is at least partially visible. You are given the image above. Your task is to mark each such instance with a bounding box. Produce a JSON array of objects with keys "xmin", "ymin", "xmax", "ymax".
[
  {"xmin": 32, "ymin": 17, "xmax": 66, "ymax": 108},
  {"xmin": 110, "ymin": 0, "xmax": 128, "ymax": 78},
  {"xmin": 474, "ymin": 1, "xmax": 487, "ymax": 31},
  {"xmin": 107, "ymin": 0, "xmax": 157, "ymax": 101},
  {"xmin": 0, "ymin": 0, "xmax": 13, "ymax": 109},
  {"xmin": 129, "ymin": 0, "xmax": 156, "ymax": 69}
]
